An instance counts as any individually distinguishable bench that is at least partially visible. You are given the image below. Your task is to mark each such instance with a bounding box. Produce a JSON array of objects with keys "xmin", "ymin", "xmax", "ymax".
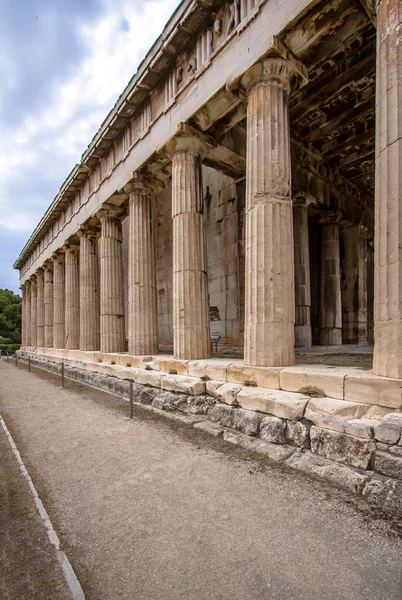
[{"xmin": 210, "ymin": 332, "xmax": 222, "ymax": 353}]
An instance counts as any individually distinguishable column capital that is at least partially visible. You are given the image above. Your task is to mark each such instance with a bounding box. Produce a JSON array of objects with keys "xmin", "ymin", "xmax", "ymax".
[
  {"xmin": 52, "ymin": 250, "xmax": 65, "ymax": 263},
  {"xmin": 293, "ymin": 192, "xmax": 317, "ymax": 209},
  {"xmin": 124, "ymin": 172, "xmax": 164, "ymax": 196},
  {"xmin": 165, "ymin": 127, "xmax": 208, "ymax": 159},
  {"xmin": 318, "ymin": 211, "xmax": 343, "ymax": 226},
  {"xmin": 95, "ymin": 204, "xmax": 126, "ymax": 222},
  {"xmin": 77, "ymin": 224, "xmax": 99, "ymax": 239},
  {"xmin": 43, "ymin": 259, "xmax": 53, "ymax": 271},
  {"xmin": 36, "ymin": 266, "xmax": 44, "ymax": 276},
  {"xmin": 241, "ymin": 57, "xmax": 297, "ymax": 95}
]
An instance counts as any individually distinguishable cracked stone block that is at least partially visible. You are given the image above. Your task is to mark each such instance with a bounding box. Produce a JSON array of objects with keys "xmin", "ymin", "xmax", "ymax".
[
  {"xmin": 222, "ymin": 431, "xmax": 293, "ymax": 462},
  {"xmin": 374, "ymin": 413, "xmax": 402, "ymax": 444},
  {"xmin": 132, "ymin": 369, "xmax": 163, "ymax": 388},
  {"xmin": 310, "ymin": 426, "xmax": 375, "ymax": 469},
  {"xmin": 259, "ymin": 416, "xmax": 286, "ymax": 444},
  {"xmin": 206, "ymin": 381, "xmax": 242, "ymax": 406},
  {"xmin": 193, "ymin": 421, "xmax": 223, "ymax": 437},
  {"xmin": 161, "ymin": 374, "xmax": 206, "ymax": 396},
  {"xmin": 305, "ymin": 397, "xmax": 369, "ymax": 433},
  {"xmin": 237, "ymin": 387, "xmax": 309, "ymax": 420},
  {"xmin": 232, "ymin": 409, "xmax": 261, "ymax": 436},
  {"xmin": 286, "ymin": 420, "xmax": 311, "ymax": 448},
  {"xmin": 187, "ymin": 395, "xmax": 216, "ymax": 414},
  {"xmin": 280, "ymin": 365, "xmax": 351, "ymax": 400},
  {"xmin": 374, "ymin": 452, "xmax": 402, "ymax": 480}
]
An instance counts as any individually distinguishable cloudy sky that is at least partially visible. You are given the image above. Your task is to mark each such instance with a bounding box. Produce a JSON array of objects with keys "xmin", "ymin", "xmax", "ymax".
[{"xmin": 0, "ymin": 0, "xmax": 180, "ymax": 293}]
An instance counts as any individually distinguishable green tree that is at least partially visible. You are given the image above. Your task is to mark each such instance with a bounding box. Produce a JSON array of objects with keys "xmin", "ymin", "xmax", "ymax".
[{"xmin": 0, "ymin": 289, "xmax": 21, "ymax": 345}]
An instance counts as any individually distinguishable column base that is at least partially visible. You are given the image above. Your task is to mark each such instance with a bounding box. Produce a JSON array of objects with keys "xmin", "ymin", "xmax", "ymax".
[
  {"xmin": 373, "ymin": 320, "xmax": 402, "ymax": 379},
  {"xmin": 319, "ymin": 328, "xmax": 342, "ymax": 346}
]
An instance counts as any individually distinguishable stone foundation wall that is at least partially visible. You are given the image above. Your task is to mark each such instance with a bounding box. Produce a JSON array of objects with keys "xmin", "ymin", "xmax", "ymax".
[{"xmin": 17, "ymin": 351, "xmax": 402, "ymax": 515}]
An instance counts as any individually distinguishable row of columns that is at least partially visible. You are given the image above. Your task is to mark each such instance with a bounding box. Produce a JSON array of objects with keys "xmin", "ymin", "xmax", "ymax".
[{"xmin": 19, "ymin": 0, "xmax": 402, "ymax": 377}]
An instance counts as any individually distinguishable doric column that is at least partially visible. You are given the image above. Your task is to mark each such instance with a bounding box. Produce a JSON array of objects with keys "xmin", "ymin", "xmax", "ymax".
[
  {"xmin": 30, "ymin": 276, "xmax": 37, "ymax": 347},
  {"xmin": 240, "ymin": 58, "xmax": 296, "ymax": 366},
  {"xmin": 319, "ymin": 214, "xmax": 342, "ymax": 345},
  {"xmin": 36, "ymin": 268, "xmax": 45, "ymax": 348},
  {"xmin": 20, "ymin": 286, "xmax": 26, "ymax": 347},
  {"xmin": 98, "ymin": 209, "xmax": 126, "ymax": 353},
  {"xmin": 167, "ymin": 137, "xmax": 211, "ymax": 360},
  {"xmin": 373, "ymin": 0, "xmax": 402, "ymax": 377},
  {"xmin": 126, "ymin": 175, "xmax": 160, "ymax": 356},
  {"xmin": 78, "ymin": 227, "xmax": 100, "ymax": 351},
  {"xmin": 293, "ymin": 194, "xmax": 314, "ymax": 347},
  {"xmin": 53, "ymin": 252, "xmax": 65, "ymax": 349},
  {"xmin": 64, "ymin": 243, "xmax": 80, "ymax": 350},
  {"xmin": 25, "ymin": 281, "xmax": 31, "ymax": 347},
  {"xmin": 44, "ymin": 262, "xmax": 54, "ymax": 348},
  {"xmin": 341, "ymin": 225, "xmax": 368, "ymax": 345}
]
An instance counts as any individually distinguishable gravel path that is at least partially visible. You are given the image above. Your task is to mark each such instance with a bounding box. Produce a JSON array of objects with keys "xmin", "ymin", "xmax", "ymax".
[{"xmin": 0, "ymin": 359, "xmax": 401, "ymax": 600}]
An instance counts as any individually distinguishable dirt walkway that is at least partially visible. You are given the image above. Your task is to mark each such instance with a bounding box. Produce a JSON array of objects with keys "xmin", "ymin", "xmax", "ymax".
[
  {"xmin": 0, "ymin": 359, "xmax": 401, "ymax": 600},
  {"xmin": 0, "ymin": 412, "xmax": 73, "ymax": 599}
]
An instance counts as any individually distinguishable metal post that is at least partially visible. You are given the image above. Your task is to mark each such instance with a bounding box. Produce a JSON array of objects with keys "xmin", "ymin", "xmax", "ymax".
[
  {"xmin": 6, "ymin": 352, "xmax": 9, "ymax": 363},
  {"xmin": 61, "ymin": 362, "xmax": 65, "ymax": 388},
  {"xmin": 28, "ymin": 356, "xmax": 31, "ymax": 372},
  {"xmin": 15, "ymin": 354, "xmax": 17, "ymax": 367},
  {"xmin": 129, "ymin": 380, "xmax": 134, "ymax": 419}
]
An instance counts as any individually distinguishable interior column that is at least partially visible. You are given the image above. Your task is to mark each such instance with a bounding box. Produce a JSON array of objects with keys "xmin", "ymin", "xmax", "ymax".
[
  {"xmin": 293, "ymin": 195, "xmax": 313, "ymax": 347},
  {"xmin": 319, "ymin": 215, "xmax": 342, "ymax": 345}
]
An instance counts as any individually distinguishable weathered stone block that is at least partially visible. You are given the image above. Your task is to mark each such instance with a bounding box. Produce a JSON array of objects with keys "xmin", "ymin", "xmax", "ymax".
[
  {"xmin": 374, "ymin": 452, "xmax": 402, "ymax": 480},
  {"xmin": 285, "ymin": 451, "xmax": 369, "ymax": 494},
  {"xmin": 222, "ymin": 431, "xmax": 293, "ymax": 462},
  {"xmin": 280, "ymin": 365, "xmax": 351, "ymax": 400},
  {"xmin": 259, "ymin": 416, "xmax": 286, "ymax": 444},
  {"xmin": 362, "ymin": 479, "xmax": 402, "ymax": 514},
  {"xmin": 232, "ymin": 409, "xmax": 261, "ymax": 436},
  {"xmin": 158, "ymin": 358, "xmax": 188, "ymax": 376},
  {"xmin": 139, "ymin": 387, "xmax": 160, "ymax": 405},
  {"xmin": 344, "ymin": 418, "xmax": 378, "ymax": 439},
  {"xmin": 208, "ymin": 404, "xmax": 236, "ymax": 428},
  {"xmin": 206, "ymin": 381, "xmax": 242, "ymax": 405},
  {"xmin": 310, "ymin": 426, "xmax": 375, "ymax": 469},
  {"xmin": 132, "ymin": 369, "xmax": 163, "ymax": 388},
  {"xmin": 161, "ymin": 374, "xmax": 206, "ymax": 396},
  {"xmin": 374, "ymin": 413, "xmax": 402, "ymax": 444},
  {"xmin": 187, "ymin": 360, "xmax": 229, "ymax": 381},
  {"xmin": 226, "ymin": 365, "xmax": 281, "ymax": 389},
  {"xmin": 187, "ymin": 395, "xmax": 216, "ymax": 414},
  {"xmin": 237, "ymin": 387, "xmax": 309, "ymax": 420},
  {"xmin": 286, "ymin": 420, "xmax": 310, "ymax": 448},
  {"xmin": 193, "ymin": 420, "xmax": 223, "ymax": 437},
  {"xmin": 305, "ymin": 397, "xmax": 371, "ymax": 435},
  {"xmin": 344, "ymin": 372, "xmax": 402, "ymax": 409}
]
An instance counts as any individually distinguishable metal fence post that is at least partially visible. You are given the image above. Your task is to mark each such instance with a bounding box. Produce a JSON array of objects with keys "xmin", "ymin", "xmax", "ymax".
[
  {"xmin": 15, "ymin": 354, "xmax": 17, "ymax": 367},
  {"xmin": 129, "ymin": 380, "xmax": 134, "ymax": 419},
  {"xmin": 6, "ymin": 352, "xmax": 9, "ymax": 363},
  {"xmin": 28, "ymin": 356, "xmax": 31, "ymax": 372},
  {"xmin": 61, "ymin": 362, "xmax": 65, "ymax": 388}
]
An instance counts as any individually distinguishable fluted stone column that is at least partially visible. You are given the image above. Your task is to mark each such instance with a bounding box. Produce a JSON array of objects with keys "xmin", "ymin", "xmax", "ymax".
[
  {"xmin": 53, "ymin": 252, "xmax": 65, "ymax": 349},
  {"xmin": 20, "ymin": 286, "xmax": 26, "ymax": 347},
  {"xmin": 36, "ymin": 268, "xmax": 45, "ymax": 348},
  {"xmin": 98, "ymin": 210, "xmax": 126, "ymax": 353},
  {"xmin": 78, "ymin": 228, "xmax": 100, "ymax": 351},
  {"xmin": 241, "ymin": 58, "xmax": 296, "ymax": 366},
  {"xmin": 168, "ymin": 137, "xmax": 211, "ymax": 360},
  {"xmin": 65, "ymin": 244, "xmax": 80, "ymax": 350},
  {"xmin": 25, "ymin": 281, "xmax": 31, "ymax": 347},
  {"xmin": 319, "ymin": 215, "xmax": 342, "ymax": 345},
  {"xmin": 44, "ymin": 262, "xmax": 54, "ymax": 348},
  {"xmin": 293, "ymin": 195, "xmax": 314, "ymax": 347},
  {"xmin": 341, "ymin": 225, "xmax": 368, "ymax": 345},
  {"xmin": 30, "ymin": 277, "xmax": 37, "ymax": 347},
  {"xmin": 127, "ymin": 176, "xmax": 159, "ymax": 356},
  {"xmin": 373, "ymin": 0, "xmax": 402, "ymax": 377}
]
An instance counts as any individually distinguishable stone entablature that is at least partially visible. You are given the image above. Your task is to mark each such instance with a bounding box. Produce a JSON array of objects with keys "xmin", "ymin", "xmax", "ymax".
[{"xmin": 14, "ymin": 0, "xmax": 311, "ymax": 283}]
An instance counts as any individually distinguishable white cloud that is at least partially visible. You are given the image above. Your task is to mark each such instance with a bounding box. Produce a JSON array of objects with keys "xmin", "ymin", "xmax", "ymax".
[{"xmin": 0, "ymin": 0, "xmax": 179, "ymax": 235}]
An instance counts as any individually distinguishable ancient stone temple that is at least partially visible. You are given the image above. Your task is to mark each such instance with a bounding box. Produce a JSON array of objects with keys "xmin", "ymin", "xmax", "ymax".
[{"xmin": 15, "ymin": 0, "xmax": 402, "ymax": 507}]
